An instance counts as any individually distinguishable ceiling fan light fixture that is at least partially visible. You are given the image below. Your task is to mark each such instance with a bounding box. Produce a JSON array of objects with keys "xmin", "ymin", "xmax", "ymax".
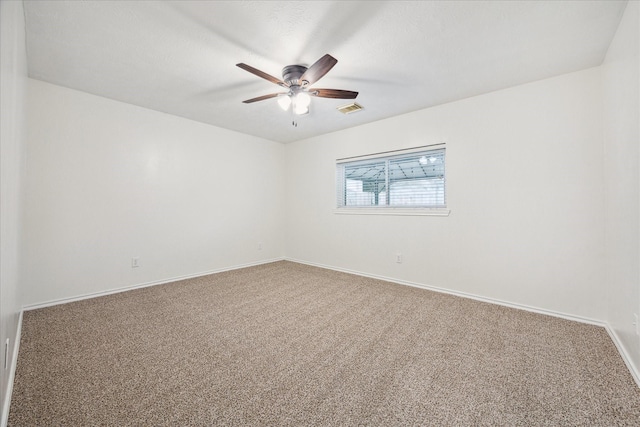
[
  {"xmin": 293, "ymin": 91, "xmax": 311, "ymax": 115},
  {"xmin": 277, "ymin": 94, "xmax": 291, "ymax": 111},
  {"xmin": 295, "ymin": 92, "xmax": 311, "ymax": 108},
  {"xmin": 294, "ymin": 103, "xmax": 309, "ymax": 115}
]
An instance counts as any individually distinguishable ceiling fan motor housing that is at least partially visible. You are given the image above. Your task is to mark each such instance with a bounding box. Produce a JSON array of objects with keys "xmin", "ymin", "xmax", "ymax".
[{"xmin": 282, "ymin": 65, "xmax": 308, "ymax": 86}]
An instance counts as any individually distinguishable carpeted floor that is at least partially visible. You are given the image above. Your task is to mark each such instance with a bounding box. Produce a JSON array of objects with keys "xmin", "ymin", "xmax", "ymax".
[{"xmin": 8, "ymin": 261, "xmax": 640, "ymax": 425}]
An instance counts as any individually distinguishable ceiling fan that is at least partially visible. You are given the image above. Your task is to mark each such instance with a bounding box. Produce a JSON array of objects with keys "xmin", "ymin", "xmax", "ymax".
[{"xmin": 236, "ymin": 54, "xmax": 358, "ymax": 116}]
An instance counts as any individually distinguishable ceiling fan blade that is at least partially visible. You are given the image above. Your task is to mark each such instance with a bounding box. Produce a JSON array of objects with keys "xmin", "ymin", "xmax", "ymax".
[
  {"xmin": 236, "ymin": 63, "xmax": 288, "ymax": 87},
  {"xmin": 242, "ymin": 93, "xmax": 284, "ymax": 104},
  {"xmin": 310, "ymin": 89, "xmax": 358, "ymax": 99},
  {"xmin": 300, "ymin": 54, "xmax": 338, "ymax": 86}
]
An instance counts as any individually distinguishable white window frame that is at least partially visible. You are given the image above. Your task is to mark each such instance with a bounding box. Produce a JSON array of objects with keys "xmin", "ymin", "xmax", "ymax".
[{"xmin": 335, "ymin": 145, "xmax": 450, "ymax": 216}]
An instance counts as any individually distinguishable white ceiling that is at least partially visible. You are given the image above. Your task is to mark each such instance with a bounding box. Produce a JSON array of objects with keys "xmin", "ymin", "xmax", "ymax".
[{"xmin": 23, "ymin": 0, "xmax": 626, "ymax": 143}]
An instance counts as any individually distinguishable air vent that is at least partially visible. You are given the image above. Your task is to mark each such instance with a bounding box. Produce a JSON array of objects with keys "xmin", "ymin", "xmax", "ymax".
[{"xmin": 337, "ymin": 103, "xmax": 363, "ymax": 114}]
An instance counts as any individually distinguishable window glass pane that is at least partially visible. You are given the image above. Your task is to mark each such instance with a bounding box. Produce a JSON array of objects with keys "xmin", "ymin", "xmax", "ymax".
[
  {"xmin": 388, "ymin": 152, "xmax": 445, "ymax": 207},
  {"xmin": 389, "ymin": 178, "xmax": 445, "ymax": 206},
  {"xmin": 344, "ymin": 161, "xmax": 386, "ymax": 206}
]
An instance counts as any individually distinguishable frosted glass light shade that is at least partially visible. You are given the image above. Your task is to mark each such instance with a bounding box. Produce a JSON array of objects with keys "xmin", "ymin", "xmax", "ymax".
[
  {"xmin": 278, "ymin": 95, "xmax": 291, "ymax": 111},
  {"xmin": 293, "ymin": 92, "xmax": 310, "ymax": 115},
  {"xmin": 296, "ymin": 92, "xmax": 311, "ymax": 108}
]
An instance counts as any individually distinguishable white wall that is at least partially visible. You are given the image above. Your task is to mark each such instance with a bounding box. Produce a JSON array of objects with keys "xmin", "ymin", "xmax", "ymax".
[
  {"xmin": 285, "ymin": 67, "xmax": 605, "ymax": 321},
  {"xmin": 22, "ymin": 79, "xmax": 285, "ymax": 306},
  {"xmin": 0, "ymin": 0, "xmax": 27, "ymax": 420},
  {"xmin": 603, "ymin": 1, "xmax": 640, "ymax": 375}
]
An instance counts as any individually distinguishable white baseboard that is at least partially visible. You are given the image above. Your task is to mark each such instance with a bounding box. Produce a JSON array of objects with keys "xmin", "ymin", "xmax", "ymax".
[
  {"xmin": 285, "ymin": 257, "xmax": 640, "ymax": 388},
  {"xmin": 605, "ymin": 325, "xmax": 640, "ymax": 388},
  {"xmin": 1, "ymin": 309, "xmax": 23, "ymax": 427},
  {"xmin": 23, "ymin": 257, "xmax": 285, "ymax": 311},
  {"xmin": 285, "ymin": 257, "xmax": 604, "ymax": 326}
]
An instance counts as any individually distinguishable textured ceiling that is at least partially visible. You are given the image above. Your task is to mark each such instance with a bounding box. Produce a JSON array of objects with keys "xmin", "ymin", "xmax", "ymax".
[{"xmin": 23, "ymin": 1, "xmax": 626, "ymax": 143}]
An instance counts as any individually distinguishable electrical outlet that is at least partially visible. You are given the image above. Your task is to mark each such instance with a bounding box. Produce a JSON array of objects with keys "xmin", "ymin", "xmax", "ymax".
[
  {"xmin": 258, "ymin": 242, "xmax": 263, "ymax": 250},
  {"xmin": 131, "ymin": 257, "xmax": 140, "ymax": 268},
  {"xmin": 396, "ymin": 253, "xmax": 402, "ymax": 264}
]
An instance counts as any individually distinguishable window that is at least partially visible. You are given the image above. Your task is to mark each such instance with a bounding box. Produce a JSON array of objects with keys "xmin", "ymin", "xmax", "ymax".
[{"xmin": 336, "ymin": 146, "xmax": 446, "ymax": 211}]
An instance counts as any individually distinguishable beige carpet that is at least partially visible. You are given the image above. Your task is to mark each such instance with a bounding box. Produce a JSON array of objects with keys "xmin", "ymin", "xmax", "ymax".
[{"xmin": 8, "ymin": 261, "xmax": 640, "ymax": 425}]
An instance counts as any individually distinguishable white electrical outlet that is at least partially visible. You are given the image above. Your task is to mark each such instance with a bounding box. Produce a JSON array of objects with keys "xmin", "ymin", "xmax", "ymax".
[
  {"xmin": 131, "ymin": 257, "xmax": 140, "ymax": 268},
  {"xmin": 258, "ymin": 242, "xmax": 263, "ymax": 250},
  {"xmin": 396, "ymin": 253, "xmax": 402, "ymax": 263}
]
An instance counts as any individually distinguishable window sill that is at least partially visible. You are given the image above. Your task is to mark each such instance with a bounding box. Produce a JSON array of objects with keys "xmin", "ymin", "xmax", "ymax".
[{"xmin": 334, "ymin": 208, "xmax": 451, "ymax": 217}]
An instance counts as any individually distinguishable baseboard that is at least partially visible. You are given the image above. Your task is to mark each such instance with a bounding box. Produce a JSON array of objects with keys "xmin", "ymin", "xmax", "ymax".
[
  {"xmin": 285, "ymin": 257, "xmax": 640, "ymax": 388},
  {"xmin": 23, "ymin": 257, "xmax": 285, "ymax": 311},
  {"xmin": 605, "ymin": 325, "xmax": 640, "ymax": 388},
  {"xmin": 285, "ymin": 257, "xmax": 605, "ymax": 326},
  {"xmin": 1, "ymin": 309, "xmax": 23, "ymax": 427}
]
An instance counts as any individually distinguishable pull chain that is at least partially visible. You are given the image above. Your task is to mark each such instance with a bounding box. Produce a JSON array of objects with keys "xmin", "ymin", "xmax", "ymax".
[{"xmin": 291, "ymin": 103, "xmax": 297, "ymax": 127}]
